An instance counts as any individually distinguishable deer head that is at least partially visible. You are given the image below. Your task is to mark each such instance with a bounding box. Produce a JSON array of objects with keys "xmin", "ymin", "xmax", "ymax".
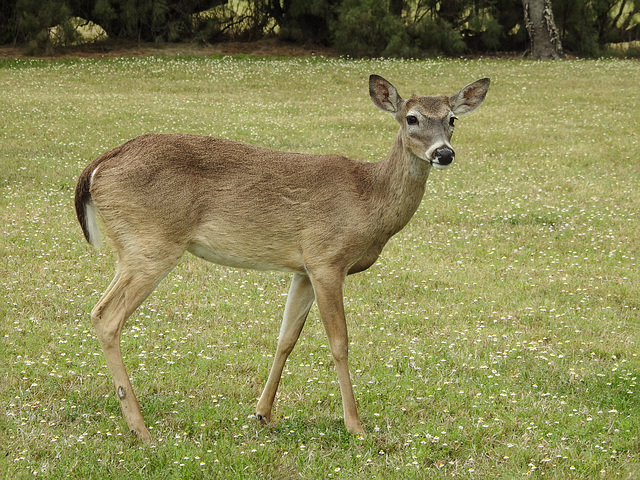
[{"xmin": 369, "ymin": 75, "xmax": 490, "ymax": 170}]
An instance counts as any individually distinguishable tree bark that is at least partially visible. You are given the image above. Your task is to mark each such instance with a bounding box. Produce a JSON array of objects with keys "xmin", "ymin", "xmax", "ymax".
[{"xmin": 522, "ymin": 0, "xmax": 563, "ymax": 59}]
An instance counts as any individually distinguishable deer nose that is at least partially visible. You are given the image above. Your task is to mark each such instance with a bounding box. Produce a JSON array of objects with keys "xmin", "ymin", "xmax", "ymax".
[{"xmin": 434, "ymin": 147, "xmax": 455, "ymax": 166}]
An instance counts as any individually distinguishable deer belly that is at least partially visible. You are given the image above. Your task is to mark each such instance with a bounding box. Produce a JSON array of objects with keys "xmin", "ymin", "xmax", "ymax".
[{"xmin": 187, "ymin": 243, "xmax": 303, "ymax": 274}]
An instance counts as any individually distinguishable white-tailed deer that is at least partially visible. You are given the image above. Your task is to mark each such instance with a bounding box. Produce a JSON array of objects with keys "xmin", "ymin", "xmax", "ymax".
[{"xmin": 75, "ymin": 75, "xmax": 489, "ymax": 440}]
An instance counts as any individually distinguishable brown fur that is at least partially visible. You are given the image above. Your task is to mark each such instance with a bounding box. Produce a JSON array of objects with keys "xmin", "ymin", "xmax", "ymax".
[{"xmin": 75, "ymin": 75, "xmax": 489, "ymax": 440}]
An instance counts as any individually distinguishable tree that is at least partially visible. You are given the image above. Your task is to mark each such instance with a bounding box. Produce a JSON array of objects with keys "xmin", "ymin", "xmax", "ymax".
[
  {"xmin": 83, "ymin": 0, "xmax": 227, "ymax": 42},
  {"xmin": 0, "ymin": 1, "xmax": 17, "ymax": 44},
  {"xmin": 522, "ymin": 0, "xmax": 564, "ymax": 58},
  {"xmin": 3, "ymin": 0, "xmax": 640, "ymax": 57},
  {"xmin": 8, "ymin": 0, "xmax": 226, "ymax": 46},
  {"xmin": 554, "ymin": 0, "xmax": 640, "ymax": 56},
  {"xmin": 264, "ymin": 0, "xmax": 338, "ymax": 44}
]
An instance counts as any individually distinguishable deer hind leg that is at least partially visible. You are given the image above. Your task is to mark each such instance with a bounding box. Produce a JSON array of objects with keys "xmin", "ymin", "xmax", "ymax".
[
  {"xmin": 256, "ymin": 273, "xmax": 315, "ymax": 424},
  {"xmin": 91, "ymin": 256, "xmax": 179, "ymax": 441},
  {"xmin": 310, "ymin": 269, "xmax": 364, "ymax": 435}
]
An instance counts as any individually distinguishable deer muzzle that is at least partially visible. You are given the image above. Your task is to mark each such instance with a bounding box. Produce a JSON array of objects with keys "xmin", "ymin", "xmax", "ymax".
[{"xmin": 431, "ymin": 146, "xmax": 455, "ymax": 170}]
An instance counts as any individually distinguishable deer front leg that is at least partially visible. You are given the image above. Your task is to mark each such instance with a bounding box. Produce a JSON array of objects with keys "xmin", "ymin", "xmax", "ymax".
[
  {"xmin": 256, "ymin": 273, "xmax": 315, "ymax": 424},
  {"xmin": 310, "ymin": 269, "xmax": 364, "ymax": 435}
]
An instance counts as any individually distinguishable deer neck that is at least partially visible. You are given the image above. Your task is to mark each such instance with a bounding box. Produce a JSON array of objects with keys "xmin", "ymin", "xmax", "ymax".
[{"xmin": 372, "ymin": 132, "xmax": 431, "ymax": 236}]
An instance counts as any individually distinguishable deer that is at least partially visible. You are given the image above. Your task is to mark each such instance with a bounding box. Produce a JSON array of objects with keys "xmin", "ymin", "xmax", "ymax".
[{"xmin": 75, "ymin": 74, "xmax": 490, "ymax": 441}]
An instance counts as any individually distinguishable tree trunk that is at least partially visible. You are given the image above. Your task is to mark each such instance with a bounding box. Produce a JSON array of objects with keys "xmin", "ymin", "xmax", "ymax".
[{"xmin": 522, "ymin": 0, "xmax": 563, "ymax": 59}]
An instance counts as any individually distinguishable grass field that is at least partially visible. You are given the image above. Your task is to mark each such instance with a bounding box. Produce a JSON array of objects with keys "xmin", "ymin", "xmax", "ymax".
[{"xmin": 1, "ymin": 54, "xmax": 639, "ymax": 479}]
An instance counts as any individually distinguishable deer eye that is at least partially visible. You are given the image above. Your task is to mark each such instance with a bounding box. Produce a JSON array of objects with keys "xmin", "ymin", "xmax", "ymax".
[
  {"xmin": 449, "ymin": 116, "xmax": 458, "ymax": 127},
  {"xmin": 406, "ymin": 115, "xmax": 418, "ymax": 126}
]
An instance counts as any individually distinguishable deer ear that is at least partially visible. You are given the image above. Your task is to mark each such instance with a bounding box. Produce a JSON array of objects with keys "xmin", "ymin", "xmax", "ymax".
[
  {"xmin": 450, "ymin": 78, "xmax": 490, "ymax": 115},
  {"xmin": 369, "ymin": 75, "xmax": 403, "ymax": 114}
]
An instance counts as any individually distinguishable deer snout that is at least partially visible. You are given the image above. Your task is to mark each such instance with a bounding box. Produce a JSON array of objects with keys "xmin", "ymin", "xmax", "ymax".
[{"xmin": 431, "ymin": 147, "xmax": 455, "ymax": 170}]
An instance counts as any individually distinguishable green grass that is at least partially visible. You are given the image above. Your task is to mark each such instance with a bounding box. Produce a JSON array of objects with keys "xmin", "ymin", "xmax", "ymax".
[{"xmin": 1, "ymin": 54, "xmax": 640, "ymax": 479}]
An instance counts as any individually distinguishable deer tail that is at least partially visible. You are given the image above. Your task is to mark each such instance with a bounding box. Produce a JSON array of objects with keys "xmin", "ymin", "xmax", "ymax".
[{"xmin": 74, "ymin": 165, "xmax": 103, "ymax": 249}]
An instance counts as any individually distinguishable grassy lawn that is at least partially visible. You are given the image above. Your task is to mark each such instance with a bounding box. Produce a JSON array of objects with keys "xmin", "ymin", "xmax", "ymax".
[{"xmin": 1, "ymin": 54, "xmax": 639, "ymax": 478}]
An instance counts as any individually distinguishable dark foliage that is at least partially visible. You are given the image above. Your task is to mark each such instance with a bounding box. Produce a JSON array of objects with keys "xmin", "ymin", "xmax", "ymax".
[{"xmin": 3, "ymin": 0, "xmax": 639, "ymax": 57}]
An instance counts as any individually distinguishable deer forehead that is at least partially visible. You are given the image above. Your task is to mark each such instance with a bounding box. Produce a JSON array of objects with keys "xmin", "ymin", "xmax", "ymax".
[{"xmin": 404, "ymin": 94, "xmax": 452, "ymax": 119}]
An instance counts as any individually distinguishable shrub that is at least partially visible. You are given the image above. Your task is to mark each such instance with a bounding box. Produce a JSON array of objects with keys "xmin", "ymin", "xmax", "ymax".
[
  {"xmin": 332, "ymin": 0, "xmax": 405, "ymax": 57},
  {"xmin": 332, "ymin": 0, "xmax": 467, "ymax": 58},
  {"xmin": 405, "ymin": 18, "xmax": 466, "ymax": 57}
]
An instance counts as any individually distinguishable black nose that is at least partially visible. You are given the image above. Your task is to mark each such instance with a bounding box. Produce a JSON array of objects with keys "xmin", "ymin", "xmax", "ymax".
[{"xmin": 435, "ymin": 147, "xmax": 455, "ymax": 165}]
